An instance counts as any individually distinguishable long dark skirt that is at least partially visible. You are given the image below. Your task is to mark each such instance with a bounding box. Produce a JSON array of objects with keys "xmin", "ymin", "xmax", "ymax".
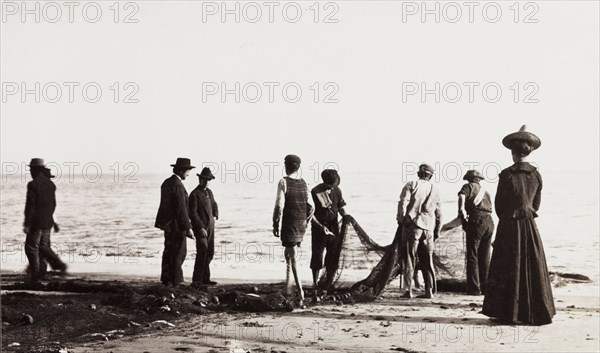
[{"xmin": 482, "ymin": 218, "xmax": 555, "ymax": 325}]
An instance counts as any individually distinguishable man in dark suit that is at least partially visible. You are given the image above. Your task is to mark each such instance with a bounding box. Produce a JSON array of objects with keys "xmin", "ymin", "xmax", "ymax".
[
  {"xmin": 155, "ymin": 158, "xmax": 196, "ymax": 286},
  {"xmin": 189, "ymin": 167, "xmax": 219, "ymax": 287},
  {"xmin": 23, "ymin": 158, "xmax": 66, "ymax": 283}
]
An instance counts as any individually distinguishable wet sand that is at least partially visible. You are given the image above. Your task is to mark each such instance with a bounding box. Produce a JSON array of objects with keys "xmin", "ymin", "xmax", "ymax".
[{"xmin": 1, "ymin": 270, "xmax": 598, "ymax": 353}]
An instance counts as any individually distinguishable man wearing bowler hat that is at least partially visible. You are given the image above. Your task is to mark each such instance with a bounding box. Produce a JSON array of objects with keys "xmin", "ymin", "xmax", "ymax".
[
  {"xmin": 189, "ymin": 167, "xmax": 219, "ymax": 287},
  {"xmin": 458, "ymin": 170, "xmax": 494, "ymax": 295},
  {"xmin": 155, "ymin": 158, "xmax": 196, "ymax": 286},
  {"xmin": 23, "ymin": 158, "xmax": 67, "ymax": 283},
  {"xmin": 397, "ymin": 163, "xmax": 442, "ymax": 299}
]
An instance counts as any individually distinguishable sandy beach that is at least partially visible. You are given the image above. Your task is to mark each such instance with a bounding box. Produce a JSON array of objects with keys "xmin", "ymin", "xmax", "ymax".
[{"xmin": 2, "ymin": 270, "xmax": 598, "ymax": 353}]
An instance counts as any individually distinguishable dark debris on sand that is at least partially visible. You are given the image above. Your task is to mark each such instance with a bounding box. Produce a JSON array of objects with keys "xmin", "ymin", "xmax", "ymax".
[
  {"xmin": 0, "ymin": 274, "xmax": 301, "ymax": 352},
  {"xmin": 1, "ymin": 271, "xmax": 591, "ymax": 352}
]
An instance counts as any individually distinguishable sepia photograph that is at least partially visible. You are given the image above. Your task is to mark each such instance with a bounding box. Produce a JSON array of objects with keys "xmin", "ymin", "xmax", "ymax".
[{"xmin": 1, "ymin": 1, "xmax": 599, "ymax": 352}]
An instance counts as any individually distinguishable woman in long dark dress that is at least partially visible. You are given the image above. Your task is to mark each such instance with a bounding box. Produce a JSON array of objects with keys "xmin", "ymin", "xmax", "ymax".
[{"xmin": 482, "ymin": 125, "xmax": 555, "ymax": 325}]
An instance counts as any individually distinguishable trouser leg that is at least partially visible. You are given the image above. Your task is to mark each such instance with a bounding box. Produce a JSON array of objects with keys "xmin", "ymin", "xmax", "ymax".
[
  {"xmin": 401, "ymin": 225, "xmax": 420, "ymax": 293},
  {"xmin": 417, "ymin": 232, "xmax": 435, "ymax": 294},
  {"xmin": 24, "ymin": 229, "xmax": 42, "ymax": 280},
  {"xmin": 193, "ymin": 236, "xmax": 208, "ymax": 284},
  {"xmin": 171, "ymin": 232, "xmax": 187, "ymax": 285},
  {"xmin": 161, "ymin": 231, "xmax": 186, "ymax": 285},
  {"xmin": 38, "ymin": 228, "xmax": 66, "ymax": 271},
  {"xmin": 161, "ymin": 231, "xmax": 173, "ymax": 284},
  {"xmin": 204, "ymin": 226, "xmax": 215, "ymax": 282},
  {"xmin": 323, "ymin": 237, "xmax": 338, "ymax": 288},
  {"xmin": 465, "ymin": 220, "xmax": 483, "ymax": 293},
  {"xmin": 478, "ymin": 216, "xmax": 494, "ymax": 293}
]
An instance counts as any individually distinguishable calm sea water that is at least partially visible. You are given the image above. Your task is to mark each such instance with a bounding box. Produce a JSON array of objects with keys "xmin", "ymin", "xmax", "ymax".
[{"xmin": 1, "ymin": 170, "xmax": 598, "ymax": 283}]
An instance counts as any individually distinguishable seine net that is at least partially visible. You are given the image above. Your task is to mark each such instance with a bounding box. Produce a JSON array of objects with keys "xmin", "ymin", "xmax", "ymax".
[{"xmin": 316, "ymin": 215, "xmax": 466, "ymax": 299}]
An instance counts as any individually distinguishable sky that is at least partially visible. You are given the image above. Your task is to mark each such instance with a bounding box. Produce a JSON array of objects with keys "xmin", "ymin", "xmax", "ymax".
[{"xmin": 1, "ymin": 1, "xmax": 598, "ymax": 176}]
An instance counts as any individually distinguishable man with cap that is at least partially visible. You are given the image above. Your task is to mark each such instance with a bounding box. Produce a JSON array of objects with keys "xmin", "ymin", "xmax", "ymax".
[
  {"xmin": 310, "ymin": 169, "xmax": 349, "ymax": 296},
  {"xmin": 458, "ymin": 170, "xmax": 494, "ymax": 295},
  {"xmin": 273, "ymin": 154, "xmax": 314, "ymax": 307},
  {"xmin": 189, "ymin": 167, "xmax": 219, "ymax": 287},
  {"xmin": 155, "ymin": 158, "xmax": 196, "ymax": 286},
  {"xmin": 397, "ymin": 163, "xmax": 442, "ymax": 299},
  {"xmin": 23, "ymin": 158, "xmax": 67, "ymax": 283}
]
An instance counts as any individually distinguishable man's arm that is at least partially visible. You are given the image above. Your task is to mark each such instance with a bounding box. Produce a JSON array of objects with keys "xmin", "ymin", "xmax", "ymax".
[
  {"xmin": 458, "ymin": 194, "xmax": 467, "ymax": 220},
  {"xmin": 272, "ymin": 179, "xmax": 285, "ymax": 237},
  {"xmin": 23, "ymin": 182, "xmax": 36, "ymax": 232},
  {"xmin": 397, "ymin": 182, "xmax": 411, "ymax": 225},
  {"xmin": 337, "ymin": 188, "xmax": 348, "ymax": 217},
  {"xmin": 189, "ymin": 192, "xmax": 206, "ymax": 231},
  {"xmin": 457, "ymin": 183, "xmax": 470, "ymax": 220},
  {"xmin": 309, "ymin": 190, "xmax": 324, "ymax": 227},
  {"xmin": 210, "ymin": 189, "xmax": 219, "ymax": 220},
  {"xmin": 434, "ymin": 199, "xmax": 442, "ymax": 240},
  {"xmin": 174, "ymin": 184, "xmax": 192, "ymax": 232}
]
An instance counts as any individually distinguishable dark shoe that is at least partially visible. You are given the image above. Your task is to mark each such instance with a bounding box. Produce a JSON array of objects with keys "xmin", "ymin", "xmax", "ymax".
[
  {"xmin": 25, "ymin": 279, "xmax": 44, "ymax": 290},
  {"xmin": 401, "ymin": 292, "xmax": 413, "ymax": 299},
  {"xmin": 489, "ymin": 317, "xmax": 516, "ymax": 325},
  {"xmin": 202, "ymin": 280, "xmax": 218, "ymax": 286},
  {"xmin": 58, "ymin": 264, "xmax": 68, "ymax": 276}
]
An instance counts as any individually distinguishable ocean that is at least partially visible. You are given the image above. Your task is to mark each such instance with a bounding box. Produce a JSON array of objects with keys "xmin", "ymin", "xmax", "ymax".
[{"xmin": 1, "ymin": 169, "xmax": 598, "ymax": 283}]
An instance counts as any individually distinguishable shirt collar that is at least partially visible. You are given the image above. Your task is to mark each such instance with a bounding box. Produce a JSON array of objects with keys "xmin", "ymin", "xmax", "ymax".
[
  {"xmin": 172, "ymin": 173, "xmax": 182, "ymax": 181},
  {"xmin": 508, "ymin": 162, "xmax": 537, "ymax": 173}
]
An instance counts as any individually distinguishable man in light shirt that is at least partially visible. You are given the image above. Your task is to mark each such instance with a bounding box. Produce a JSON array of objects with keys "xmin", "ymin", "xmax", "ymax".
[{"xmin": 397, "ymin": 163, "xmax": 442, "ymax": 299}]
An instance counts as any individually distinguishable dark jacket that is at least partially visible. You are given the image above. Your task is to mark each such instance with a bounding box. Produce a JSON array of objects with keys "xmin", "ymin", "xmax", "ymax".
[
  {"xmin": 495, "ymin": 162, "xmax": 542, "ymax": 220},
  {"xmin": 155, "ymin": 175, "xmax": 192, "ymax": 232},
  {"xmin": 24, "ymin": 174, "xmax": 56, "ymax": 229},
  {"xmin": 189, "ymin": 186, "xmax": 218, "ymax": 232}
]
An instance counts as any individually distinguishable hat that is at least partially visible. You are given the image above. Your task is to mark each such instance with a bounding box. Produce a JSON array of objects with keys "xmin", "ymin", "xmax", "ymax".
[
  {"xmin": 463, "ymin": 170, "xmax": 484, "ymax": 181},
  {"xmin": 28, "ymin": 158, "xmax": 46, "ymax": 168},
  {"xmin": 197, "ymin": 167, "xmax": 215, "ymax": 180},
  {"xmin": 502, "ymin": 125, "xmax": 541, "ymax": 150},
  {"xmin": 284, "ymin": 154, "xmax": 301, "ymax": 165},
  {"xmin": 418, "ymin": 163, "xmax": 434, "ymax": 175},
  {"xmin": 321, "ymin": 169, "xmax": 338, "ymax": 185},
  {"xmin": 170, "ymin": 158, "xmax": 195, "ymax": 169}
]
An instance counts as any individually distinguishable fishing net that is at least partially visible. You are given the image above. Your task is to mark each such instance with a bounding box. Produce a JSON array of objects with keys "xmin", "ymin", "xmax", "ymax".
[{"xmin": 316, "ymin": 215, "xmax": 466, "ymax": 299}]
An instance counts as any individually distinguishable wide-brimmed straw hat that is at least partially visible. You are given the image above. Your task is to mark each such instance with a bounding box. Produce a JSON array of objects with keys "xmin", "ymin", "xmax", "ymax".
[
  {"xmin": 170, "ymin": 158, "xmax": 195, "ymax": 169},
  {"xmin": 502, "ymin": 125, "xmax": 541, "ymax": 150},
  {"xmin": 197, "ymin": 167, "xmax": 215, "ymax": 180}
]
